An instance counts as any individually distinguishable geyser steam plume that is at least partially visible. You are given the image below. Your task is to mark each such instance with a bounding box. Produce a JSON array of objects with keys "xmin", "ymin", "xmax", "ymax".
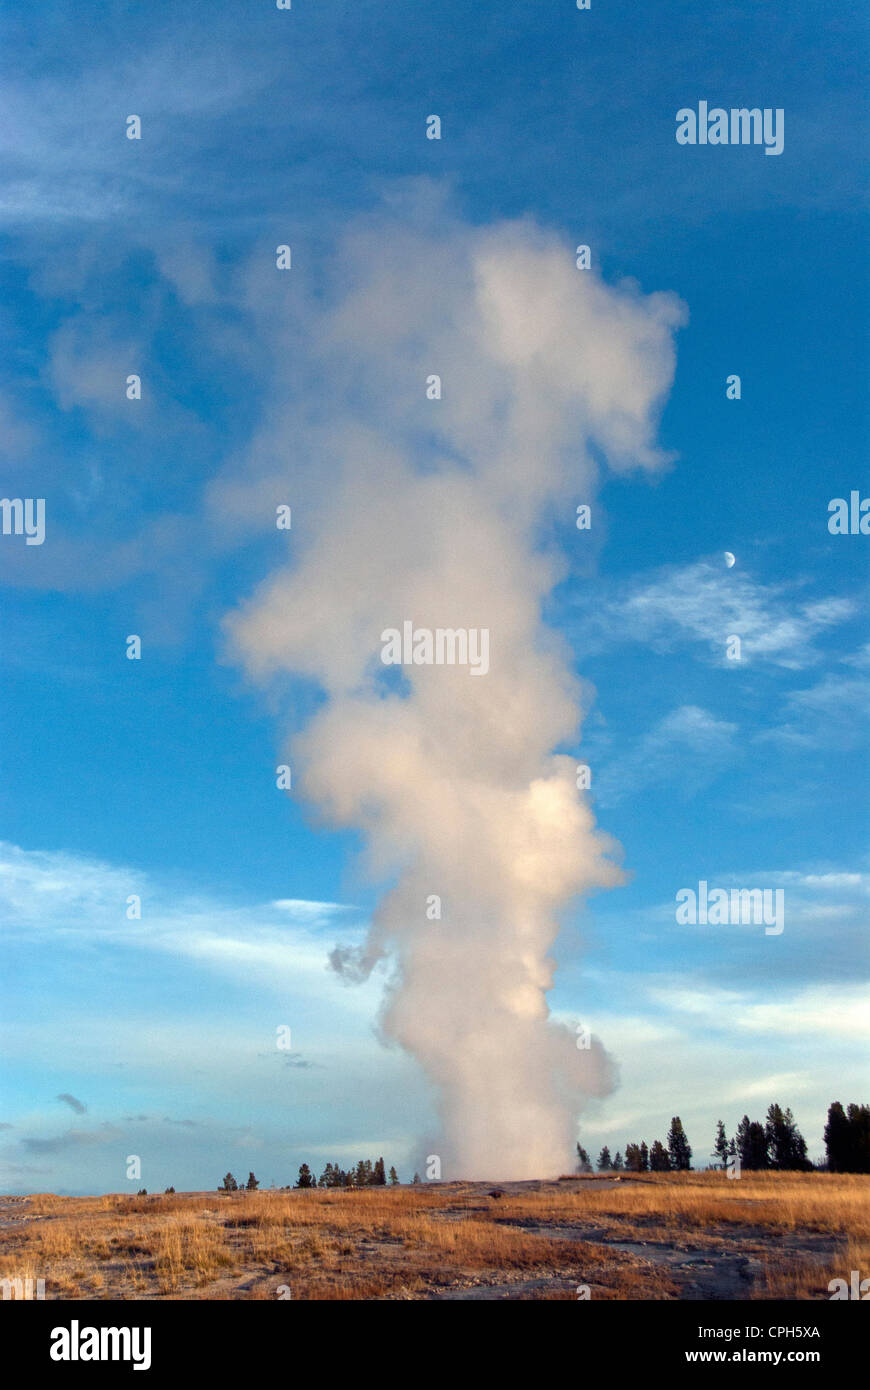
[{"xmin": 227, "ymin": 200, "xmax": 684, "ymax": 1179}]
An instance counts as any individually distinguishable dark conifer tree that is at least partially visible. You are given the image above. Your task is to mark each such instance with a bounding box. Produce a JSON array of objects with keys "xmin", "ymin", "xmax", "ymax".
[
  {"xmin": 846, "ymin": 1103, "xmax": 870, "ymax": 1172},
  {"xmin": 667, "ymin": 1116, "xmax": 692, "ymax": 1170},
  {"xmin": 624, "ymin": 1143, "xmax": 642, "ymax": 1172},
  {"xmin": 824, "ymin": 1102, "xmax": 850, "ymax": 1171},
  {"xmin": 576, "ymin": 1143, "xmax": 592, "ymax": 1173},
  {"xmin": 713, "ymin": 1120, "xmax": 729, "ymax": 1169},
  {"xmin": 765, "ymin": 1104, "xmax": 811, "ymax": 1170},
  {"xmin": 747, "ymin": 1121, "xmax": 769, "ymax": 1169},
  {"xmin": 650, "ymin": 1139, "xmax": 671, "ymax": 1171}
]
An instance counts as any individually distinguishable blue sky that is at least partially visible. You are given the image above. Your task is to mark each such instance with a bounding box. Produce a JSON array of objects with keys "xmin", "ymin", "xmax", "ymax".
[{"xmin": 1, "ymin": 0, "xmax": 868, "ymax": 1191}]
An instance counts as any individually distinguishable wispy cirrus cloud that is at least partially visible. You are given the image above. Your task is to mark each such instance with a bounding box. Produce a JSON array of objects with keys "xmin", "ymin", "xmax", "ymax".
[
  {"xmin": 647, "ymin": 980, "xmax": 870, "ymax": 1044},
  {"xmin": 0, "ymin": 840, "xmax": 426, "ymax": 1193},
  {"xmin": 591, "ymin": 704, "xmax": 738, "ymax": 807},
  {"xmin": 0, "ymin": 840, "xmax": 369, "ymax": 999},
  {"xmin": 571, "ymin": 559, "xmax": 855, "ymax": 669},
  {"xmin": 0, "ymin": 29, "xmax": 284, "ymax": 228},
  {"xmin": 760, "ymin": 669, "xmax": 870, "ymax": 748},
  {"xmin": 582, "ymin": 862, "xmax": 870, "ymax": 991}
]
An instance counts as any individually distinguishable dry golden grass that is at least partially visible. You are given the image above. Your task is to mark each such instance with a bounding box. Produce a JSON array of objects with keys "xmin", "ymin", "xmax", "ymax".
[
  {"xmin": 1, "ymin": 1173, "xmax": 865, "ymax": 1301},
  {"xmin": 752, "ymin": 1235, "xmax": 870, "ymax": 1301},
  {"xmin": 501, "ymin": 1172, "xmax": 870, "ymax": 1238},
  {"xmin": 153, "ymin": 1217, "xmax": 236, "ymax": 1293}
]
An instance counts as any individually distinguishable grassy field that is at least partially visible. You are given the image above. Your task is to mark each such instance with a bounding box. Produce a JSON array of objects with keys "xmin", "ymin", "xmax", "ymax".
[{"xmin": 1, "ymin": 1172, "xmax": 867, "ymax": 1301}]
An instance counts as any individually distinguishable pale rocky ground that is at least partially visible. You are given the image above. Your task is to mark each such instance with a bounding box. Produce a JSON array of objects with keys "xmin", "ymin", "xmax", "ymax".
[{"xmin": 0, "ymin": 1177, "xmax": 852, "ymax": 1301}]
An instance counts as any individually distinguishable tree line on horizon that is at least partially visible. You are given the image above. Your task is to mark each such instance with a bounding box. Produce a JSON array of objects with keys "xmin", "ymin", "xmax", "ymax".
[
  {"xmin": 293, "ymin": 1158, "xmax": 403, "ymax": 1188},
  {"xmin": 578, "ymin": 1116, "xmax": 693, "ymax": 1174},
  {"xmin": 149, "ymin": 1102, "xmax": 868, "ymax": 1198},
  {"xmin": 578, "ymin": 1102, "xmax": 870, "ymax": 1174},
  {"xmin": 216, "ymin": 1158, "xmax": 408, "ymax": 1192}
]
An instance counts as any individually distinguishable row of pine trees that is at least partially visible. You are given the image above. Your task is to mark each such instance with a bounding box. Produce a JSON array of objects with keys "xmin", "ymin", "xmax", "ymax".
[
  {"xmin": 210, "ymin": 1104, "xmax": 868, "ymax": 1193},
  {"xmin": 217, "ymin": 1158, "xmax": 414, "ymax": 1192},
  {"xmin": 578, "ymin": 1117, "xmax": 692, "ymax": 1174},
  {"xmin": 294, "ymin": 1158, "xmax": 403, "ymax": 1188},
  {"xmin": 822, "ymin": 1102, "xmax": 870, "ymax": 1172},
  {"xmin": 578, "ymin": 1102, "xmax": 870, "ymax": 1174}
]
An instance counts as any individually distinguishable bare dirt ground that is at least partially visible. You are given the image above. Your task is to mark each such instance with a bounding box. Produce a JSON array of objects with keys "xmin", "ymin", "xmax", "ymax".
[{"xmin": 0, "ymin": 1173, "xmax": 866, "ymax": 1301}]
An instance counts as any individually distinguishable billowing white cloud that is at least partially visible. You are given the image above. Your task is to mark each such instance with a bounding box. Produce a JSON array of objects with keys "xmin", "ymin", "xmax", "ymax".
[{"xmin": 226, "ymin": 208, "xmax": 685, "ymax": 1179}]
